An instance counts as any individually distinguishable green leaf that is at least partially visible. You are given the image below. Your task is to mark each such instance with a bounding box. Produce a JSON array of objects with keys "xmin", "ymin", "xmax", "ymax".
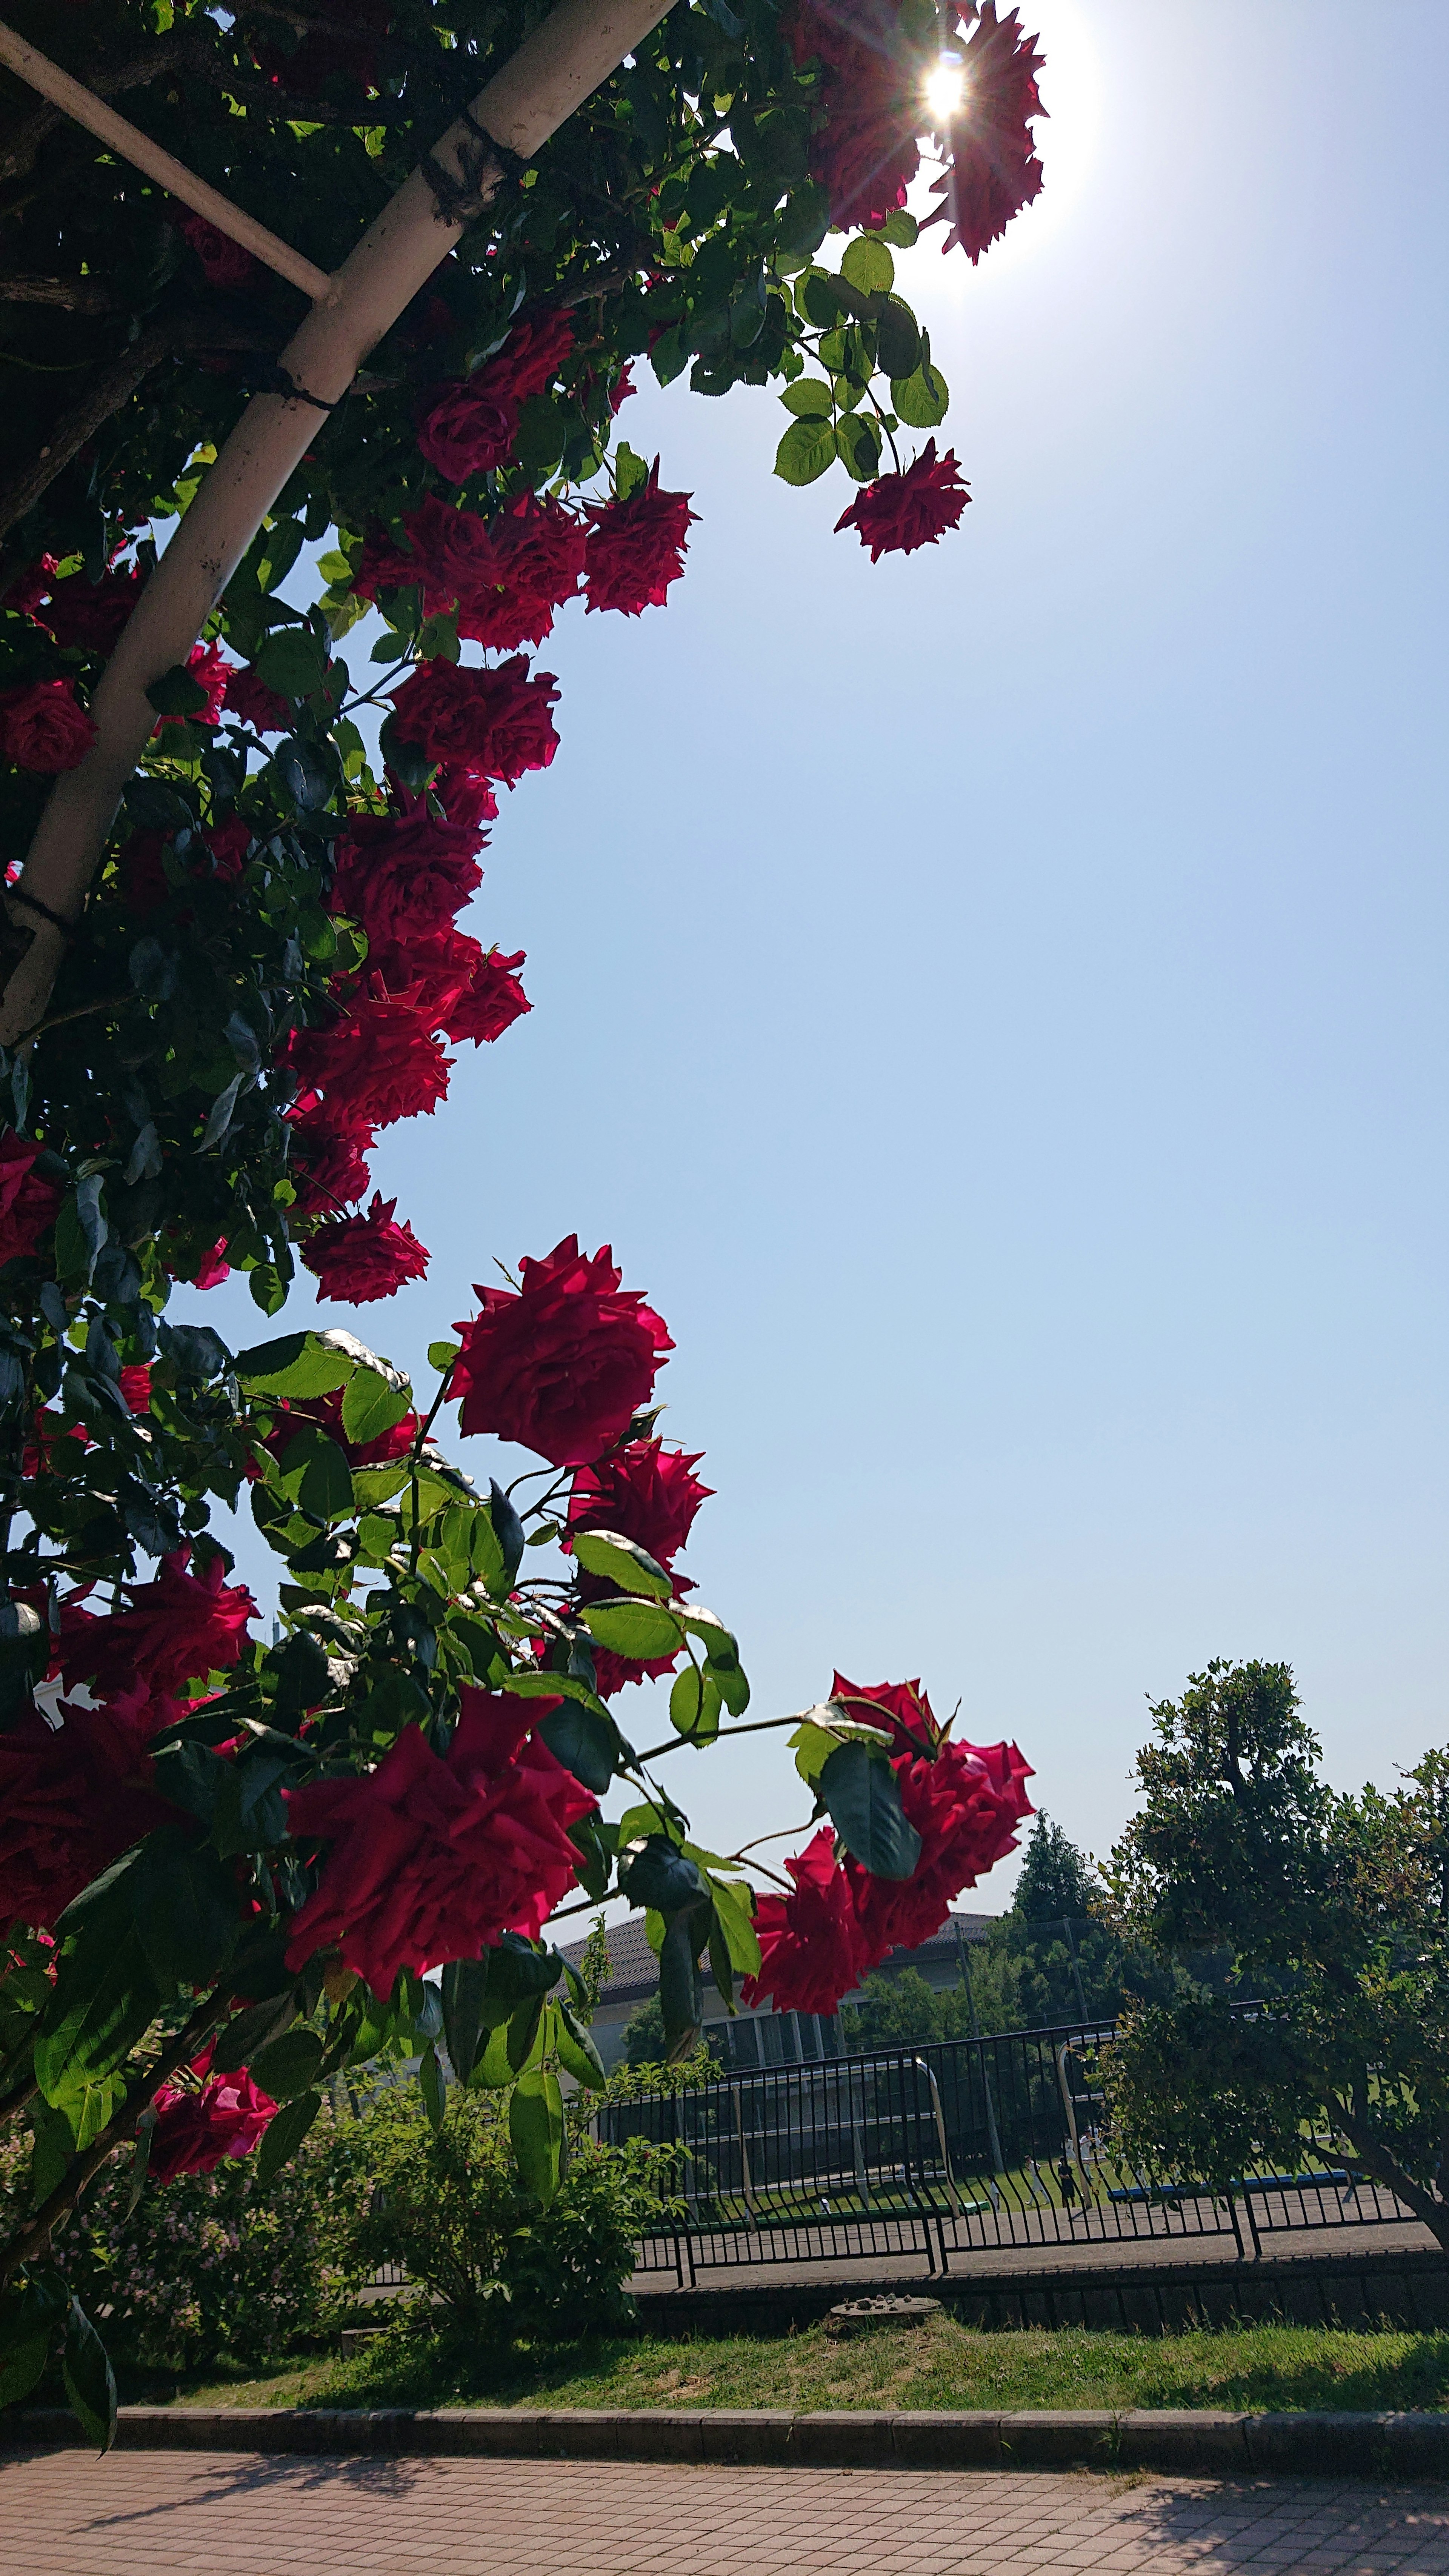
[
  {"xmin": 779, "ymin": 378, "xmax": 833, "ymax": 418},
  {"xmin": 428, "ymin": 1339, "xmax": 460, "ymax": 1372},
  {"xmin": 817, "ymin": 1739, "xmax": 922, "ymax": 1881},
  {"xmin": 617, "ymin": 1836, "xmax": 708, "ymax": 1917},
  {"xmin": 254, "ymin": 2087, "xmax": 322, "ymax": 2186},
  {"xmin": 255, "ymin": 626, "xmax": 328, "ymax": 700},
  {"xmin": 669, "ymin": 1661, "xmax": 722, "ymax": 1746},
  {"xmin": 34, "ymin": 1926, "xmax": 160, "ymax": 2141},
  {"xmin": 418, "ymin": 2039, "xmax": 446, "ymax": 2134},
  {"xmin": 236, "ymin": 1332, "xmax": 354, "ymax": 1400},
  {"xmin": 275, "ymin": 1426, "xmax": 353, "ymax": 1523},
  {"xmin": 213, "ymin": 1990, "xmax": 297, "ymax": 2073},
  {"xmin": 144, "ymin": 664, "xmax": 209, "ymax": 720},
  {"xmin": 569, "ymin": 1528, "xmax": 673, "ymax": 1601},
  {"xmin": 878, "ymin": 206, "xmax": 918, "ymax": 247},
  {"xmin": 315, "ymin": 549, "xmax": 354, "ymax": 584},
  {"xmin": 62, "ymin": 2298, "xmax": 116, "ymax": 2455},
  {"xmin": 891, "ymin": 361, "xmax": 949, "ymax": 427},
  {"xmin": 841, "ymin": 235, "xmax": 894, "ymax": 295},
  {"xmin": 441, "ymin": 1955, "xmax": 490, "ymax": 2087},
  {"xmin": 874, "ymin": 296, "xmax": 921, "ymax": 381},
  {"xmin": 798, "ymin": 269, "xmax": 843, "ymax": 328},
  {"xmin": 128, "ymin": 1828, "xmax": 240, "ymax": 1987},
  {"xmin": 274, "ymin": 735, "xmax": 338, "ymax": 812},
  {"xmin": 509, "ymin": 2065, "xmax": 564, "ymax": 2206},
  {"xmin": 247, "ymin": 2026, "xmax": 324, "ymax": 2102},
  {"xmin": 614, "ymin": 441, "xmax": 650, "ymax": 499},
  {"xmin": 579, "ymin": 1598, "xmax": 682, "ymax": 1659},
  {"xmin": 350, "ymin": 1462, "xmax": 411, "ymax": 1510},
  {"xmin": 774, "ymin": 416, "xmax": 839, "ymax": 487},
  {"xmin": 658, "ymin": 1906, "xmax": 708, "ymax": 2049},
  {"xmin": 836, "ymin": 410, "xmax": 883, "ymax": 483},
  {"xmin": 341, "ymin": 1366, "xmax": 412, "ymax": 1447},
  {"xmin": 535, "ymin": 1701, "xmax": 619, "ymax": 1794},
  {"xmin": 257, "ymin": 517, "xmax": 305, "ymax": 593},
  {"xmin": 555, "ymin": 1999, "xmax": 605, "ymax": 2090},
  {"xmin": 709, "ymin": 1876, "xmax": 762, "ymax": 1979},
  {"xmin": 0, "ymin": 2273, "xmax": 66, "ymax": 2410}
]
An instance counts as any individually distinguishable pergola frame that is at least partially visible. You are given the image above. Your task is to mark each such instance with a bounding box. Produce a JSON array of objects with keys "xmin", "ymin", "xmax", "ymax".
[{"xmin": 0, "ymin": 0, "xmax": 679, "ymax": 1046}]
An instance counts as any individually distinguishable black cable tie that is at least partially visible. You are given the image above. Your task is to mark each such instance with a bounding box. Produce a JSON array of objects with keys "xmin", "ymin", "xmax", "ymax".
[
  {"xmin": 258, "ymin": 366, "xmax": 339, "ymax": 413},
  {"xmin": 8, "ymin": 887, "xmax": 77, "ymax": 940},
  {"xmin": 424, "ymin": 106, "xmax": 529, "ymax": 226}
]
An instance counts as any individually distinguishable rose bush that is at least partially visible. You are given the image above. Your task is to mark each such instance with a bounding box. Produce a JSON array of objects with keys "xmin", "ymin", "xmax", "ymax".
[{"xmin": 0, "ymin": 0, "xmax": 1048, "ymax": 2449}]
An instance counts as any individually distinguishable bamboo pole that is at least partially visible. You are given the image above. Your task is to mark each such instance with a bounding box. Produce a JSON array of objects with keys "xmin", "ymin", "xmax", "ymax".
[
  {"xmin": 0, "ymin": 22, "xmax": 335, "ymax": 303},
  {"xmin": 0, "ymin": 0, "xmax": 677, "ymax": 1046}
]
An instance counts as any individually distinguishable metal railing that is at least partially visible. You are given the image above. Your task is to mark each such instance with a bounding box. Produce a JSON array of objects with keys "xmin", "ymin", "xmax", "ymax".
[{"xmin": 596, "ymin": 2018, "xmax": 1417, "ymax": 2282}]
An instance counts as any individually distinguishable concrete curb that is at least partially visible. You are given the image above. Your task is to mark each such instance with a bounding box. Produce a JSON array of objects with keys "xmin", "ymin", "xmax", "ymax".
[{"xmin": 6, "ymin": 2405, "xmax": 1449, "ymax": 2475}]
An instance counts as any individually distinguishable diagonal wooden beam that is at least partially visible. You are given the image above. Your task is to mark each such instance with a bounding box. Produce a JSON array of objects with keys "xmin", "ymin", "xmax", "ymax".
[{"xmin": 0, "ymin": 20, "xmax": 334, "ymax": 303}]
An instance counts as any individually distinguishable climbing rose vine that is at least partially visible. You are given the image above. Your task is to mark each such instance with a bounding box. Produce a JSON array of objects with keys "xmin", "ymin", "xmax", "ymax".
[{"xmin": 0, "ymin": 0, "xmax": 1044, "ymax": 2448}]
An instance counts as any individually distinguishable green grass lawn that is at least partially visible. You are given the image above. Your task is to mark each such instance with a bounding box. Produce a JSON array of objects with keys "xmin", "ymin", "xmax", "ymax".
[{"xmin": 143, "ymin": 2315, "xmax": 1449, "ymax": 2420}]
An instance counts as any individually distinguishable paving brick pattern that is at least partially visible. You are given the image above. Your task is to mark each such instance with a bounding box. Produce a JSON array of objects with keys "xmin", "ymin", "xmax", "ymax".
[{"xmin": 6, "ymin": 2451, "xmax": 1449, "ymax": 2574}]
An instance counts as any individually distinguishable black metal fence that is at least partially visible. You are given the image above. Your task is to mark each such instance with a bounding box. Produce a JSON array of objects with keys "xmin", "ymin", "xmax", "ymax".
[{"xmin": 595, "ymin": 2019, "xmax": 1416, "ymax": 2284}]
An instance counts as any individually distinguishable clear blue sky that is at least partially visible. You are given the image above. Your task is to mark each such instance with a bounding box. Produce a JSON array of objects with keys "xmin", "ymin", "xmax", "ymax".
[{"xmin": 201, "ymin": 0, "xmax": 1449, "ymax": 1907}]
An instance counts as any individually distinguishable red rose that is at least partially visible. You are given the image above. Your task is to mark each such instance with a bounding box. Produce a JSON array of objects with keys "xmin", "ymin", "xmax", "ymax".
[
  {"xmin": 354, "ymin": 494, "xmax": 480, "ymax": 620},
  {"xmin": 181, "ymin": 213, "xmax": 255, "ymax": 289},
  {"xmin": 22, "ymin": 1410, "xmax": 88, "ymax": 1478},
  {"xmin": 119, "ymin": 1364, "xmax": 152, "ymax": 1414},
  {"xmin": 38, "ymin": 562, "xmax": 144, "ymax": 653},
  {"xmin": 829, "ymin": 1670, "xmax": 941, "ymax": 1758},
  {"xmin": 923, "ymin": 5, "xmax": 1047, "ymax": 262},
  {"xmin": 149, "ymin": 2046, "xmax": 277, "ymax": 2185},
  {"xmin": 484, "ymin": 306, "xmax": 576, "ymax": 404},
  {"xmin": 3, "ymin": 554, "xmax": 60, "ymax": 618},
  {"xmin": 443, "ymin": 944, "xmax": 531, "ymax": 1047},
  {"xmin": 300, "ymin": 1193, "xmax": 429, "ymax": 1304},
  {"xmin": 328, "ymin": 807, "xmax": 484, "ymax": 951},
  {"xmin": 285, "ymin": 992, "xmax": 452, "ymax": 1130},
  {"xmin": 366, "ymin": 923, "xmax": 481, "ymax": 1029},
  {"xmin": 583, "ymin": 463, "xmax": 697, "ymax": 616},
  {"xmin": 834, "ymin": 443, "xmax": 971, "ymax": 561},
  {"xmin": 453, "ymin": 494, "xmax": 587, "ymax": 652},
  {"xmin": 225, "ymin": 662, "xmax": 291, "ymax": 736},
  {"xmin": 435, "ymin": 769, "xmax": 499, "ymax": 834},
  {"xmin": 0, "ymin": 679, "xmax": 95, "ymax": 772},
  {"xmin": 207, "ymin": 814, "xmax": 251, "ymax": 882},
  {"xmin": 0, "ymin": 1700, "xmax": 176, "ymax": 1934},
  {"xmin": 193, "ymin": 1240, "xmax": 231, "ymax": 1291},
  {"xmin": 787, "ymin": 0, "xmax": 921, "ymax": 229},
  {"xmin": 849, "ymin": 1734, "xmax": 1034, "ymax": 1961},
  {"xmin": 286, "ymin": 1097, "xmax": 374, "ymax": 1216},
  {"xmin": 0, "ymin": 1127, "xmax": 62, "ymax": 1265},
  {"xmin": 388, "ymin": 656, "xmax": 560, "ymax": 788},
  {"xmin": 283, "ymin": 1689, "xmax": 595, "ymax": 1994},
  {"xmin": 452, "ymin": 1235, "xmax": 674, "ymax": 1468},
  {"xmin": 58, "ymin": 1548, "xmax": 257, "ymax": 1703},
  {"xmin": 740, "ymin": 1826, "xmax": 870, "ymax": 2017},
  {"xmin": 415, "ymin": 378, "xmax": 519, "ymax": 484},
  {"xmin": 568, "ymin": 1439, "xmax": 711, "ymax": 1568}
]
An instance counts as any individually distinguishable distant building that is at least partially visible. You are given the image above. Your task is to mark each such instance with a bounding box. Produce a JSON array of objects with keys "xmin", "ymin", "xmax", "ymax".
[{"xmin": 556, "ymin": 1907, "xmax": 998, "ymax": 2072}]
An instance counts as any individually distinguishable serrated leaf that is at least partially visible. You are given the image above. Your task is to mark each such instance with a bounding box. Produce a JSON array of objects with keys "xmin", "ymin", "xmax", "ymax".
[
  {"xmin": 236, "ymin": 1332, "xmax": 354, "ymax": 1399},
  {"xmin": 779, "ymin": 378, "xmax": 833, "ymax": 418},
  {"xmin": 891, "ymin": 361, "xmax": 949, "ymax": 428},
  {"xmin": 255, "ymin": 626, "xmax": 328, "ymax": 700},
  {"xmin": 775, "ymin": 415, "xmax": 839, "ymax": 486},
  {"xmin": 579, "ymin": 1599, "xmax": 682, "ymax": 1660},
  {"xmin": 535, "ymin": 1700, "xmax": 618, "ymax": 1793},
  {"xmin": 570, "ymin": 1527, "xmax": 674, "ymax": 1601},
  {"xmin": 841, "ymin": 235, "xmax": 894, "ymax": 295},
  {"xmin": 341, "ymin": 1366, "xmax": 412, "ymax": 1447}
]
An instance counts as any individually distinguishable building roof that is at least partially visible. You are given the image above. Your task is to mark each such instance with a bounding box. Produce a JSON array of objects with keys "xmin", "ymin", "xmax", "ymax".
[{"xmin": 555, "ymin": 1906, "xmax": 998, "ymax": 2018}]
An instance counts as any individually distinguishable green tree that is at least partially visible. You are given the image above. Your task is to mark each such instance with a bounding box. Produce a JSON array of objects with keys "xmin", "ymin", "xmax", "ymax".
[
  {"xmin": 1011, "ymin": 1812, "xmax": 1095, "ymax": 1926},
  {"xmin": 1098, "ymin": 1658, "xmax": 1449, "ymax": 2251}
]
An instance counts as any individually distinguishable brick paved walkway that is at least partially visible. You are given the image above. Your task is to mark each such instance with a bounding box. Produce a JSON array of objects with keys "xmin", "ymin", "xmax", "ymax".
[{"xmin": 6, "ymin": 2451, "xmax": 1449, "ymax": 2574}]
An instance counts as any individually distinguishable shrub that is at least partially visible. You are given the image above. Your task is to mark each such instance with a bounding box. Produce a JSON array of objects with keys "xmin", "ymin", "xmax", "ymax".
[{"xmin": 324, "ymin": 2088, "xmax": 676, "ymax": 2339}]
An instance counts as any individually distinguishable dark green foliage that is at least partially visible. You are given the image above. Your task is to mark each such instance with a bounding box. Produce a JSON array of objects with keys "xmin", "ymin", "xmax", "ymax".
[{"xmin": 1098, "ymin": 1659, "xmax": 1449, "ymax": 2251}]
